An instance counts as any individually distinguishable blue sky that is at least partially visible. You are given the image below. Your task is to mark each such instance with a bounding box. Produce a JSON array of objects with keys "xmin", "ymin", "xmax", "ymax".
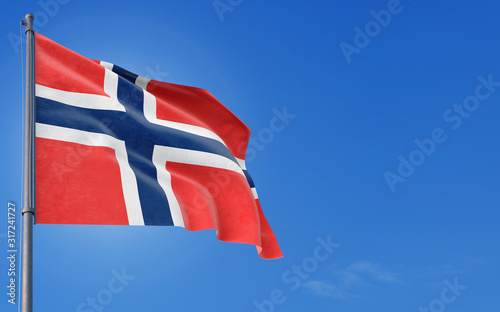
[{"xmin": 1, "ymin": 0, "xmax": 500, "ymax": 311}]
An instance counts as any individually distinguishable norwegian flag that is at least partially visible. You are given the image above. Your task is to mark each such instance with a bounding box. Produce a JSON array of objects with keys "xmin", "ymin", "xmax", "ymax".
[{"xmin": 35, "ymin": 34, "xmax": 282, "ymax": 259}]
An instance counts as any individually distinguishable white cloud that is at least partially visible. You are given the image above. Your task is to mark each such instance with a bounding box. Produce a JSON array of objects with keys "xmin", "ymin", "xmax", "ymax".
[
  {"xmin": 335, "ymin": 261, "xmax": 404, "ymax": 286},
  {"xmin": 301, "ymin": 261, "xmax": 404, "ymax": 302},
  {"xmin": 303, "ymin": 259, "xmax": 489, "ymax": 302},
  {"xmin": 303, "ymin": 280, "xmax": 349, "ymax": 300}
]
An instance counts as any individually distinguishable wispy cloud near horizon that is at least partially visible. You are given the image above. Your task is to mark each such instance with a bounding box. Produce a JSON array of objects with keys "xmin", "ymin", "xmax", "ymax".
[
  {"xmin": 302, "ymin": 261, "xmax": 404, "ymax": 300},
  {"xmin": 302, "ymin": 258, "xmax": 489, "ymax": 302},
  {"xmin": 335, "ymin": 261, "xmax": 404, "ymax": 286},
  {"xmin": 303, "ymin": 280, "xmax": 351, "ymax": 300}
]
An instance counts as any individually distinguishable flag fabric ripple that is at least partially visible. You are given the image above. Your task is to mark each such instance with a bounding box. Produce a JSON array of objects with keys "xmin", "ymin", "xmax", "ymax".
[{"xmin": 34, "ymin": 33, "xmax": 282, "ymax": 259}]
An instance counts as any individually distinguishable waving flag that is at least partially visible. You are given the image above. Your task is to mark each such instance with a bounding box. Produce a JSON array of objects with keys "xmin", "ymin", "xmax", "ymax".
[{"xmin": 35, "ymin": 34, "xmax": 282, "ymax": 259}]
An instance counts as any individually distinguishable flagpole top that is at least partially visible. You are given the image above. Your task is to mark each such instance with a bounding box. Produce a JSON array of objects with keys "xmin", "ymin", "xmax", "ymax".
[{"xmin": 21, "ymin": 13, "xmax": 35, "ymax": 35}]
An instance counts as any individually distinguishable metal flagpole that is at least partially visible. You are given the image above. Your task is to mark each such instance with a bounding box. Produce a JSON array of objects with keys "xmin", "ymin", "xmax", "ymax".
[{"xmin": 21, "ymin": 13, "xmax": 35, "ymax": 312}]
